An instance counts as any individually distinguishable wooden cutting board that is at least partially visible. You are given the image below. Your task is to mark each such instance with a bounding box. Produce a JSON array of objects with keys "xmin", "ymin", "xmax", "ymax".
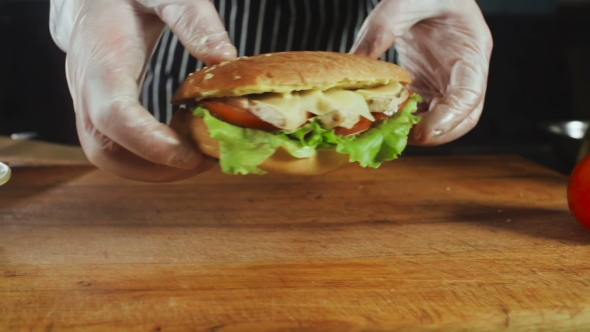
[
  {"xmin": 0, "ymin": 135, "xmax": 90, "ymax": 166},
  {"xmin": 1, "ymin": 155, "xmax": 589, "ymax": 331}
]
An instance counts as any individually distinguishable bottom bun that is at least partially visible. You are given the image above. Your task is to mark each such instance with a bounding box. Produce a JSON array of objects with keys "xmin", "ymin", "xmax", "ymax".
[{"xmin": 171, "ymin": 109, "xmax": 352, "ymax": 175}]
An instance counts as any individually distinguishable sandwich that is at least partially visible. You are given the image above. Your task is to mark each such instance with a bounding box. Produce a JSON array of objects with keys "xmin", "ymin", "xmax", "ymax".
[{"xmin": 170, "ymin": 51, "xmax": 422, "ymax": 175}]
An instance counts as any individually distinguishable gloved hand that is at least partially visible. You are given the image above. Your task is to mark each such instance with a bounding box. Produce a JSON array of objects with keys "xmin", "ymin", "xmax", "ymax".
[
  {"xmin": 350, "ymin": 0, "xmax": 493, "ymax": 146},
  {"xmin": 49, "ymin": 0, "xmax": 236, "ymax": 182}
]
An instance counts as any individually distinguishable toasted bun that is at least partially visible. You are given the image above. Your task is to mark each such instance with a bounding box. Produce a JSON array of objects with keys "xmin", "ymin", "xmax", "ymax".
[
  {"xmin": 170, "ymin": 109, "xmax": 352, "ymax": 176},
  {"xmin": 171, "ymin": 51, "xmax": 412, "ymax": 104}
]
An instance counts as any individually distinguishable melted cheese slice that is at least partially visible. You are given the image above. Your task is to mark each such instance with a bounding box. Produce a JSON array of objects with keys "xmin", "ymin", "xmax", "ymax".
[
  {"xmin": 248, "ymin": 82, "xmax": 407, "ymax": 131},
  {"xmin": 355, "ymin": 82, "xmax": 405, "ymax": 99}
]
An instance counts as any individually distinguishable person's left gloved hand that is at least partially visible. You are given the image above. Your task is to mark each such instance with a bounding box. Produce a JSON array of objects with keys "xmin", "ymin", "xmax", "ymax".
[
  {"xmin": 350, "ymin": 0, "xmax": 493, "ymax": 146},
  {"xmin": 49, "ymin": 0, "xmax": 235, "ymax": 182}
]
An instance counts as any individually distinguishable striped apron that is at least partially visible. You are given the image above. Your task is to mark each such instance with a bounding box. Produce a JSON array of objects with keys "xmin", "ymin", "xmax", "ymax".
[{"xmin": 142, "ymin": 0, "xmax": 398, "ymax": 124}]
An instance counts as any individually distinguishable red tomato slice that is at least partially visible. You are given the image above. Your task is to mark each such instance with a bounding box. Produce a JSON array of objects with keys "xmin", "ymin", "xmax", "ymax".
[
  {"xmin": 201, "ymin": 100, "xmax": 278, "ymax": 131},
  {"xmin": 397, "ymin": 92, "xmax": 414, "ymax": 112},
  {"xmin": 568, "ymin": 154, "xmax": 590, "ymax": 228},
  {"xmin": 334, "ymin": 116, "xmax": 372, "ymax": 136},
  {"xmin": 333, "ymin": 93, "xmax": 415, "ymax": 136},
  {"xmin": 372, "ymin": 112, "xmax": 389, "ymax": 122}
]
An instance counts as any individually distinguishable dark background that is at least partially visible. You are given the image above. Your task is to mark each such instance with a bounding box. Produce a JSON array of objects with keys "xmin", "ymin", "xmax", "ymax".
[{"xmin": 0, "ymin": 0, "xmax": 589, "ymax": 173}]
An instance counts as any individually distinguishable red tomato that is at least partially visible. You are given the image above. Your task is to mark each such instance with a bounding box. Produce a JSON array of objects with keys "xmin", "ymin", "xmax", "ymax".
[
  {"xmin": 371, "ymin": 112, "xmax": 390, "ymax": 122},
  {"xmin": 568, "ymin": 154, "xmax": 590, "ymax": 228},
  {"xmin": 201, "ymin": 100, "xmax": 278, "ymax": 131},
  {"xmin": 334, "ymin": 113, "xmax": 393, "ymax": 136},
  {"xmin": 334, "ymin": 112, "xmax": 392, "ymax": 136},
  {"xmin": 397, "ymin": 93, "xmax": 414, "ymax": 112},
  {"xmin": 334, "ymin": 116, "xmax": 372, "ymax": 136},
  {"xmin": 333, "ymin": 93, "xmax": 414, "ymax": 136}
]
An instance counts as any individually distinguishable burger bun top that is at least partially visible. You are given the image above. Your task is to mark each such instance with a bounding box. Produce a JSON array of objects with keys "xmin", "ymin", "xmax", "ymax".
[{"xmin": 172, "ymin": 51, "xmax": 412, "ymax": 104}]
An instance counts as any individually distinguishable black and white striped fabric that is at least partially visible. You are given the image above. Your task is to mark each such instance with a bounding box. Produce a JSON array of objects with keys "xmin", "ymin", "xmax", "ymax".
[{"xmin": 142, "ymin": 0, "xmax": 398, "ymax": 124}]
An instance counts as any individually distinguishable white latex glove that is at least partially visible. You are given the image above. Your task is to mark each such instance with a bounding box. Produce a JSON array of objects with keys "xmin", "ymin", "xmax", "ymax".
[
  {"xmin": 350, "ymin": 0, "xmax": 493, "ymax": 146},
  {"xmin": 49, "ymin": 0, "xmax": 236, "ymax": 182}
]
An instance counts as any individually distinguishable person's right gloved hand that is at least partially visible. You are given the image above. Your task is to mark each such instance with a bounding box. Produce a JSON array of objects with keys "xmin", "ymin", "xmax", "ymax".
[
  {"xmin": 49, "ymin": 0, "xmax": 237, "ymax": 182},
  {"xmin": 350, "ymin": 0, "xmax": 493, "ymax": 147}
]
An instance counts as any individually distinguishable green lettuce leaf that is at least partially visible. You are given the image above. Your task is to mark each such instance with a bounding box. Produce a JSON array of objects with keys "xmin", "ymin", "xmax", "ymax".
[
  {"xmin": 193, "ymin": 93, "xmax": 422, "ymax": 175},
  {"xmin": 334, "ymin": 94, "xmax": 422, "ymax": 168},
  {"xmin": 195, "ymin": 107, "xmax": 315, "ymax": 175}
]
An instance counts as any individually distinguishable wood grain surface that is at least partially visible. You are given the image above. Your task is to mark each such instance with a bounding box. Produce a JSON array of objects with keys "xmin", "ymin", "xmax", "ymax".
[
  {"xmin": 0, "ymin": 136, "xmax": 90, "ymax": 166},
  {"xmin": 1, "ymin": 155, "xmax": 589, "ymax": 331}
]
